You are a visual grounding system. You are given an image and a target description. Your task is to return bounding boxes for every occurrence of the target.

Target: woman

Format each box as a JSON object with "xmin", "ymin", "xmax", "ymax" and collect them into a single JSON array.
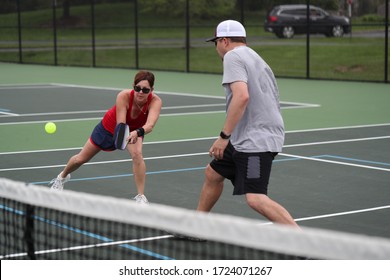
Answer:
[{"xmin": 49, "ymin": 70, "xmax": 162, "ymax": 204}]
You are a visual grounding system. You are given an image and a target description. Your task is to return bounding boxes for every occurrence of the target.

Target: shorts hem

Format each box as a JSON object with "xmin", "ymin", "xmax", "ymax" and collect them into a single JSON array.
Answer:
[{"xmin": 89, "ymin": 137, "xmax": 115, "ymax": 152}]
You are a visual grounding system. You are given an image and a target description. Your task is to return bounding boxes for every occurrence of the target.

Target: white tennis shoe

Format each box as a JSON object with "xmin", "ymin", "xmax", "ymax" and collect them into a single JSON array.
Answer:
[
  {"xmin": 133, "ymin": 194, "xmax": 149, "ymax": 204},
  {"xmin": 49, "ymin": 173, "xmax": 70, "ymax": 191}
]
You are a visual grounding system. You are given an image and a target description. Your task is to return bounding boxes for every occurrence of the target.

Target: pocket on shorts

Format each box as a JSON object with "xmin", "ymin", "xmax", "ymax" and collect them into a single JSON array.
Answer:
[{"xmin": 246, "ymin": 156, "xmax": 261, "ymax": 179}]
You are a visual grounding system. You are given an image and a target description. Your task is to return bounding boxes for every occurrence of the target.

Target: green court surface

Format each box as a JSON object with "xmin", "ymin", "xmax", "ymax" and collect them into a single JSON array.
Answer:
[{"xmin": 1, "ymin": 62, "xmax": 390, "ymax": 242}]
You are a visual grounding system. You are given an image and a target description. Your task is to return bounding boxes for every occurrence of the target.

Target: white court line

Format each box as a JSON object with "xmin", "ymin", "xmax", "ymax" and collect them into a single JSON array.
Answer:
[
  {"xmin": 0, "ymin": 111, "xmax": 19, "ymax": 116},
  {"xmin": 3, "ymin": 147, "xmax": 389, "ymax": 173},
  {"xmin": 0, "ymin": 103, "xmax": 226, "ymax": 122},
  {"xmin": 0, "ymin": 124, "xmax": 389, "ymax": 172},
  {"xmin": 0, "ymin": 137, "xmax": 217, "ymax": 156},
  {"xmin": 0, "ymin": 84, "xmax": 64, "ymax": 89},
  {"xmin": 280, "ymin": 152, "xmax": 390, "ymax": 172},
  {"xmin": 0, "ymin": 110, "xmax": 226, "ymax": 126},
  {"xmin": 0, "ymin": 111, "xmax": 227, "ymax": 126},
  {"xmin": 0, "ymin": 110, "xmax": 106, "ymax": 117},
  {"xmin": 0, "ymin": 102, "xmax": 312, "ymax": 121},
  {"xmin": 51, "ymin": 83, "xmax": 228, "ymax": 100},
  {"xmin": 0, "ymin": 235, "xmax": 173, "ymax": 259},
  {"xmin": 1, "ymin": 129, "xmax": 389, "ymax": 156},
  {"xmin": 260, "ymin": 205, "xmax": 390, "ymax": 225},
  {"xmin": 0, "ymin": 117, "xmax": 102, "ymax": 126},
  {"xmin": 283, "ymin": 135, "xmax": 390, "ymax": 148},
  {"xmin": 0, "ymin": 104, "xmax": 226, "ymax": 119},
  {"xmin": 1, "ymin": 134, "xmax": 390, "ymax": 172},
  {"xmin": 294, "ymin": 205, "xmax": 390, "ymax": 222},
  {"xmin": 51, "ymin": 83, "xmax": 321, "ymax": 108},
  {"xmin": 287, "ymin": 122, "xmax": 390, "ymax": 133},
  {"xmin": 0, "ymin": 152, "xmax": 209, "ymax": 172},
  {"xmin": 0, "ymin": 83, "xmax": 319, "ymax": 120}
]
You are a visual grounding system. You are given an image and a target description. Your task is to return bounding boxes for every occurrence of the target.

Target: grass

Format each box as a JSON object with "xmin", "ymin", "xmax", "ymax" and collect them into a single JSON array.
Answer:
[
  {"xmin": 256, "ymin": 37, "xmax": 386, "ymax": 81},
  {"xmin": 0, "ymin": 2, "xmax": 388, "ymax": 82},
  {"xmin": 0, "ymin": 38, "xmax": 386, "ymax": 81}
]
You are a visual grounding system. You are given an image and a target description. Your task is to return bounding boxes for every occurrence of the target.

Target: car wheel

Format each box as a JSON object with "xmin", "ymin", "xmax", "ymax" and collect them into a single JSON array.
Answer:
[
  {"xmin": 275, "ymin": 32, "xmax": 284, "ymax": 38},
  {"xmin": 282, "ymin": 26, "xmax": 294, "ymax": 39},
  {"xmin": 331, "ymin": 25, "xmax": 344, "ymax": 37}
]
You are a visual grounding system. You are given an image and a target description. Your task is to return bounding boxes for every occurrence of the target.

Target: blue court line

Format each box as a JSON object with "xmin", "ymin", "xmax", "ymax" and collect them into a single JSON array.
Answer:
[
  {"xmin": 31, "ymin": 158, "xmax": 302, "ymax": 185},
  {"xmin": 30, "ymin": 153, "xmax": 387, "ymax": 186},
  {"xmin": 8, "ymin": 154, "xmax": 385, "ymax": 259},
  {"xmin": 317, "ymin": 155, "xmax": 390, "ymax": 167},
  {"xmin": 31, "ymin": 166, "xmax": 207, "ymax": 185},
  {"xmin": 0, "ymin": 204, "xmax": 174, "ymax": 260}
]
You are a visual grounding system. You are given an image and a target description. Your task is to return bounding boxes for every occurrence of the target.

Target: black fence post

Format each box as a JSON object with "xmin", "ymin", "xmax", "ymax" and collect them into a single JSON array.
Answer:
[
  {"xmin": 385, "ymin": 0, "xmax": 389, "ymax": 83},
  {"xmin": 185, "ymin": 0, "xmax": 190, "ymax": 72},
  {"xmin": 134, "ymin": 0, "xmax": 139, "ymax": 69},
  {"xmin": 306, "ymin": 1, "xmax": 310, "ymax": 80},
  {"xmin": 240, "ymin": 0, "xmax": 245, "ymax": 25},
  {"xmin": 16, "ymin": 0, "xmax": 22, "ymax": 63},
  {"xmin": 91, "ymin": 0, "xmax": 96, "ymax": 67},
  {"xmin": 52, "ymin": 0, "xmax": 58, "ymax": 66}
]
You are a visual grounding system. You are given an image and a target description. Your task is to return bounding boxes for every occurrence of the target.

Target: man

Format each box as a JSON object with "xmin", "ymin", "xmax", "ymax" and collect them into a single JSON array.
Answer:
[{"xmin": 198, "ymin": 20, "xmax": 298, "ymax": 227}]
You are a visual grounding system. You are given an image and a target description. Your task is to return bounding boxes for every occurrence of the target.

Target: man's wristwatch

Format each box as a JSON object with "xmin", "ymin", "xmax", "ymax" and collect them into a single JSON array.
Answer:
[{"xmin": 219, "ymin": 131, "xmax": 231, "ymax": 139}]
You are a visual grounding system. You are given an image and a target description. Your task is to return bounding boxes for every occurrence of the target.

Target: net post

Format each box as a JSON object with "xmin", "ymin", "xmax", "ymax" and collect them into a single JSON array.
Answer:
[
  {"xmin": 24, "ymin": 204, "xmax": 36, "ymax": 260},
  {"xmin": 23, "ymin": 183, "xmax": 36, "ymax": 259}
]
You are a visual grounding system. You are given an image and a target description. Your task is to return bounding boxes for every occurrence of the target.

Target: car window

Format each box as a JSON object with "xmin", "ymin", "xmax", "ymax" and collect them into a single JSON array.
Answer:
[
  {"xmin": 310, "ymin": 9, "xmax": 320, "ymax": 16},
  {"xmin": 280, "ymin": 10, "xmax": 290, "ymax": 15},
  {"xmin": 271, "ymin": 7, "xmax": 282, "ymax": 15},
  {"xmin": 295, "ymin": 9, "xmax": 307, "ymax": 16},
  {"xmin": 282, "ymin": 9, "xmax": 304, "ymax": 16}
]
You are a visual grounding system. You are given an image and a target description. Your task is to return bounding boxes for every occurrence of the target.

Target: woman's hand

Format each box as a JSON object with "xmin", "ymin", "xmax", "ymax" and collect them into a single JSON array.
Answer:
[{"xmin": 127, "ymin": 130, "xmax": 138, "ymax": 145}]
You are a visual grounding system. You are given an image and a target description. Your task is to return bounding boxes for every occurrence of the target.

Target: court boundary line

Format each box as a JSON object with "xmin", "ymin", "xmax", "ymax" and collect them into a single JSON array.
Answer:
[
  {"xmin": 322, "ymin": 155, "xmax": 390, "ymax": 167},
  {"xmin": 259, "ymin": 205, "xmax": 390, "ymax": 226},
  {"xmin": 280, "ymin": 152, "xmax": 390, "ymax": 172},
  {"xmin": 26, "ymin": 151, "xmax": 390, "ymax": 186},
  {"xmin": 1, "ymin": 135, "xmax": 389, "ymax": 172},
  {"xmin": 5, "ymin": 204, "xmax": 390, "ymax": 259},
  {"xmin": 0, "ymin": 234, "xmax": 174, "ymax": 259},
  {"xmin": 294, "ymin": 205, "xmax": 390, "ymax": 222},
  {"xmin": 1, "ymin": 125, "xmax": 389, "ymax": 240},
  {"xmin": 287, "ymin": 123, "xmax": 390, "ymax": 134},
  {"xmin": 0, "ymin": 83, "xmax": 320, "ymax": 119},
  {"xmin": 0, "ymin": 108, "xmax": 227, "ymax": 122},
  {"xmin": 0, "ymin": 122, "xmax": 389, "ymax": 156},
  {"xmin": 0, "ymin": 199, "xmax": 174, "ymax": 259}
]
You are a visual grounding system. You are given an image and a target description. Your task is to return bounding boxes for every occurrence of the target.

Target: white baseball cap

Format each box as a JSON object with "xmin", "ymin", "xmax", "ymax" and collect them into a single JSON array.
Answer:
[{"xmin": 206, "ymin": 20, "xmax": 246, "ymax": 42}]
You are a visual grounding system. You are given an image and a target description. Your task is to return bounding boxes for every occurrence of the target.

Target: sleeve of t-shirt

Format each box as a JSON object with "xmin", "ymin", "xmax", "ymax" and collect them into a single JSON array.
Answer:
[{"xmin": 222, "ymin": 51, "xmax": 248, "ymax": 85}]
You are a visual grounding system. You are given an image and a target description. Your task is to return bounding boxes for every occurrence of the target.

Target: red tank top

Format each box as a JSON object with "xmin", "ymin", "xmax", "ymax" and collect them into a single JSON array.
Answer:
[{"xmin": 101, "ymin": 90, "xmax": 152, "ymax": 134}]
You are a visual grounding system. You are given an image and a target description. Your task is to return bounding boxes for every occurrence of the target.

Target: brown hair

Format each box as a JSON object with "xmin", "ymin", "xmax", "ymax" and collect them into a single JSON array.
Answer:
[
  {"xmin": 134, "ymin": 70, "xmax": 155, "ymax": 87},
  {"xmin": 228, "ymin": 37, "xmax": 246, "ymax": 44}
]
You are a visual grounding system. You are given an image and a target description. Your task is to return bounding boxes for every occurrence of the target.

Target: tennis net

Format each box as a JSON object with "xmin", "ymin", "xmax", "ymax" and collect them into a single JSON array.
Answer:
[{"xmin": 1, "ymin": 177, "xmax": 390, "ymax": 260}]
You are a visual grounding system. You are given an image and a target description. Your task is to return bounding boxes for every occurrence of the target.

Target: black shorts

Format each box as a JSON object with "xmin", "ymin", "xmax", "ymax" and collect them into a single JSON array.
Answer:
[{"xmin": 210, "ymin": 142, "xmax": 278, "ymax": 195}]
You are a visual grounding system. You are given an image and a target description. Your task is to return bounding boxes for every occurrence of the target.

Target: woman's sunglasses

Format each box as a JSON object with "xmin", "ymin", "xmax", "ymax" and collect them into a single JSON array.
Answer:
[{"xmin": 133, "ymin": 85, "xmax": 151, "ymax": 94}]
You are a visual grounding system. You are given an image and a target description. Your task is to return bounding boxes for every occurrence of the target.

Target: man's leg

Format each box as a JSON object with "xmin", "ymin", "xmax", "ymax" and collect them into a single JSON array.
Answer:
[
  {"xmin": 197, "ymin": 164, "xmax": 225, "ymax": 212},
  {"xmin": 246, "ymin": 193, "xmax": 299, "ymax": 227}
]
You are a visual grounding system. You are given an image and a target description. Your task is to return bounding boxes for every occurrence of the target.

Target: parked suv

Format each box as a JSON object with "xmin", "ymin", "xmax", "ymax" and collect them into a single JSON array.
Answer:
[{"xmin": 264, "ymin": 5, "xmax": 351, "ymax": 39}]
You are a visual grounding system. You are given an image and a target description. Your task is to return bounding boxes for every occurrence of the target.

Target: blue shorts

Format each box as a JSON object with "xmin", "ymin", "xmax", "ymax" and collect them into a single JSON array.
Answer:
[
  {"xmin": 90, "ymin": 121, "xmax": 116, "ymax": 151},
  {"xmin": 210, "ymin": 142, "xmax": 277, "ymax": 195}
]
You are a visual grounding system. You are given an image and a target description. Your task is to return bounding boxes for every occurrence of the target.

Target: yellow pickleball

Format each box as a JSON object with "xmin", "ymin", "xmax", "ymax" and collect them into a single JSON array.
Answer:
[{"xmin": 45, "ymin": 122, "xmax": 57, "ymax": 134}]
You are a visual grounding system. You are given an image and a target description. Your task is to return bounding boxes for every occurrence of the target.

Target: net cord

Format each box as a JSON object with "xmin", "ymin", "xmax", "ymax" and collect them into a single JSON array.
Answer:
[{"xmin": 1, "ymin": 177, "xmax": 390, "ymax": 260}]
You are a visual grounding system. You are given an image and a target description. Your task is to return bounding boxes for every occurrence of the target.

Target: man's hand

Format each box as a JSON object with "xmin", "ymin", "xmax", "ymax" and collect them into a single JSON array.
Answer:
[{"xmin": 209, "ymin": 138, "xmax": 229, "ymax": 160}]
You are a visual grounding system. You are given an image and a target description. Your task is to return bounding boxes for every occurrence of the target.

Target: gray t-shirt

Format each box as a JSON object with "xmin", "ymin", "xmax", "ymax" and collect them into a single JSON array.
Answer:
[{"xmin": 222, "ymin": 45, "xmax": 284, "ymax": 153}]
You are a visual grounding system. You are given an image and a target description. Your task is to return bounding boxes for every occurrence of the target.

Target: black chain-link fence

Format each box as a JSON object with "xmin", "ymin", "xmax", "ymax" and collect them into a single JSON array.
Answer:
[{"xmin": 0, "ymin": 0, "xmax": 388, "ymax": 83}]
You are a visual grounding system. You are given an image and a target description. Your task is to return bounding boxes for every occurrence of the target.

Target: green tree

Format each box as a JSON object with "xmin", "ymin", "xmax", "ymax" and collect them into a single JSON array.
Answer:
[{"xmin": 139, "ymin": 0, "xmax": 235, "ymax": 19}]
